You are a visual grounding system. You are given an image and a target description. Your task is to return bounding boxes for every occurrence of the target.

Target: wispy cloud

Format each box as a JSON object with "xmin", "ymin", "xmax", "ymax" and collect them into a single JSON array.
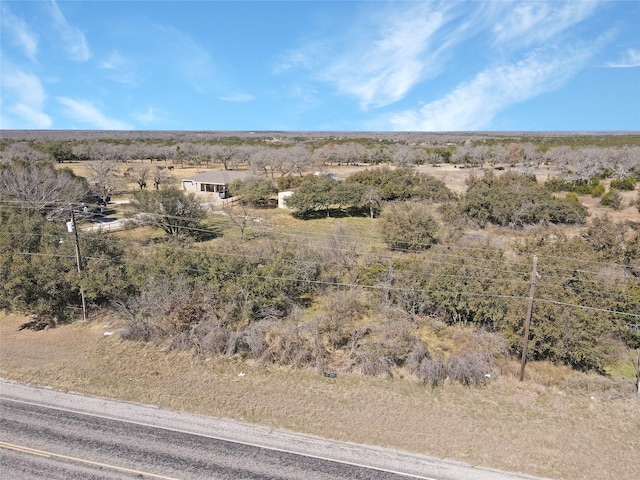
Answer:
[
  {"xmin": 153, "ymin": 24, "xmax": 213, "ymax": 92},
  {"xmin": 607, "ymin": 48, "xmax": 640, "ymax": 68},
  {"xmin": 134, "ymin": 106, "xmax": 165, "ymax": 125},
  {"xmin": 273, "ymin": 41, "xmax": 327, "ymax": 75},
  {"xmin": 100, "ymin": 51, "xmax": 138, "ymax": 85},
  {"xmin": 218, "ymin": 93, "xmax": 254, "ymax": 102},
  {"xmin": 1, "ymin": 5, "xmax": 38, "ymax": 61},
  {"xmin": 492, "ymin": 2, "xmax": 599, "ymax": 47},
  {"xmin": 276, "ymin": 1, "xmax": 607, "ymax": 125},
  {"xmin": 57, "ymin": 97, "xmax": 130, "ymax": 129},
  {"xmin": 276, "ymin": 3, "xmax": 463, "ymax": 110},
  {"xmin": 0, "ymin": 63, "xmax": 51, "ymax": 128},
  {"xmin": 48, "ymin": 0, "xmax": 90, "ymax": 61},
  {"xmin": 279, "ymin": 2, "xmax": 599, "ymax": 111},
  {"xmin": 387, "ymin": 46, "xmax": 595, "ymax": 131},
  {"xmin": 326, "ymin": 4, "xmax": 450, "ymax": 109},
  {"xmin": 100, "ymin": 51, "xmax": 126, "ymax": 70}
]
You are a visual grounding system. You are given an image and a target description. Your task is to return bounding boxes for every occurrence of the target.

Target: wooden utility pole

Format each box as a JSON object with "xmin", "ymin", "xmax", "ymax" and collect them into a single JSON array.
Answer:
[
  {"xmin": 519, "ymin": 255, "xmax": 538, "ymax": 381},
  {"xmin": 70, "ymin": 210, "xmax": 87, "ymax": 322}
]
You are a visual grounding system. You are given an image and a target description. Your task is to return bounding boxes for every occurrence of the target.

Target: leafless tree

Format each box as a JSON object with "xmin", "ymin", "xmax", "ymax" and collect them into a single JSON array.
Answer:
[
  {"xmin": 336, "ymin": 142, "xmax": 367, "ymax": 166},
  {"xmin": 452, "ymin": 144, "xmax": 473, "ymax": 166},
  {"xmin": 210, "ymin": 144, "xmax": 235, "ymax": 170},
  {"xmin": 87, "ymin": 159, "xmax": 122, "ymax": 199},
  {"xmin": 223, "ymin": 203, "xmax": 254, "ymax": 242},
  {"xmin": 231, "ymin": 145, "xmax": 253, "ymax": 170},
  {"xmin": 391, "ymin": 145, "xmax": 417, "ymax": 166},
  {"xmin": 313, "ymin": 143, "xmax": 340, "ymax": 167},
  {"xmin": 283, "ymin": 145, "xmax": 312, "ymax": 177},
  {"xmin": 0, "ymin": 160, "xmax": 88, "ymax": 211},
  {"xmin": 152, "ymin": 166, "xmax": 174, "ymax": 189},
  {"xmin": 471, "ymin": 144, "xmax": 490, "ymax": 168},
  {"xmin": 248, "ymin": 147, "xmax": 266, "ymax": 176},
  {"xmin": 265, "ymin": 148, "xmax": 288, "ymax": 178},
  {"xmin": 491, "ymin": 144, "xmax": 509, "ymax": 165},
  {"xmin": 0, "ymin": 142, "xmax": 47, "ymax": 163},
  {"xmin": 521, "ymin": 143, "xmax": 540, "ymax": 167},
  {"xmin": 132, "ymin": 165, "xmax": 150, "ymax": 190}
]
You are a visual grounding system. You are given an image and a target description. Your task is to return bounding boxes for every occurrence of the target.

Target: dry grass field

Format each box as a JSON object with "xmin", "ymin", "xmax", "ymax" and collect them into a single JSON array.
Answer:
[{"xmin": 1, "ymin": 312, "xmax": 639, "ymax": 480}]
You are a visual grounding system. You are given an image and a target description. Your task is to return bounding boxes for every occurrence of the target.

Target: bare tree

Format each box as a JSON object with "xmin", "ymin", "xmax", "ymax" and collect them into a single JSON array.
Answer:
[
  {"xmin": 280, "ymin": 145, "xmax": 311, "ymax": 177},
  {"xmin": 391, "ymin": 145, "xmax": 417, "ymax": 167},
  {"xmin": 132, "ymin": 165, "xmax": 150, "ymax": 190},
  {"xmin": 211, "ymin": 144, "xmax": 235, "ymax": 170},
  {"xmin": 0, "ymin": 160, "xmax": 88, "ymax": 211},
  {"xmin": 363, "ymin": 187, "xmax": 382, "ymax": 219},
  {"xmin": 152, "ymin": 166, "xmax": 174, "ymax": 189},
  {"xmin": 0, "ymin": 141, "xmax": 47, "ymax": 163},
  {"xmin": 491, "ymin": 144, "xmax": 510, "ymax": 165},
  {"xmin": 338, "ymin": 142, "xmax": 367, "ymax": 166},
  {"xmin": 313, "ymin": 143, "xmax": 340, "ymax": 167},
  {"xmin": 471, "ymin": 144, "xmax": 490, "ymax": 168},
  {"xmin": 452, "ymin": 144, "xmax": 473, "ymax": 166},
  {"xmin": 230, "ymin": 145, "xmax": 252, "ymax": 170},
  {"xmin": 521, "ymin": 143, "xmax": 540, "ymax": 167},
  {"xmin": 87, "ymin": 159, "xmax": 121, "ymax": 200}
]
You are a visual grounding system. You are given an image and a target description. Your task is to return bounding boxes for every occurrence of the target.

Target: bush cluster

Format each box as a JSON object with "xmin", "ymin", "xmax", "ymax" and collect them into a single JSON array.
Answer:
[
  {"xmin": 460, "ymin": 171, "xmax": 589, "ymax": 227},
  {"xmin": 544, "ymin": 176, "xmax": 605, "ymax": 196}
]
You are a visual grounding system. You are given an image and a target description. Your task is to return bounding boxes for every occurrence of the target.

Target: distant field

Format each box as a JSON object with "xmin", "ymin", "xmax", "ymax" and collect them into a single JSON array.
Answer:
[{"xmin": 59, "ymin": 156, "xmax": 640, "ymax": 225}]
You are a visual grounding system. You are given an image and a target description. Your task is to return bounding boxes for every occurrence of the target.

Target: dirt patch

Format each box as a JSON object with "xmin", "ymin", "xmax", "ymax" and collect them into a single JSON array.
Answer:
[{"xmin": 1, "ymin": 312, "xmax": 638, "ymax": 480}]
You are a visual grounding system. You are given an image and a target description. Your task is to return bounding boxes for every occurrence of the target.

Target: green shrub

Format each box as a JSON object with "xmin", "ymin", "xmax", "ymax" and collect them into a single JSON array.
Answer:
[
  {"xmin": 545, "ymin": 176, "xmax": 604, "ymax": 196},
  {"xmin": 379, "ymin": 202, "xmax": 440, "ymax": 251},
  {"xmin": 461, "ymin": 171, "xmax": 588, "ymax": 227},
  {"xmin": 346, "ymin": 167, "xmax": 455, "ymax": 202},
  {"xmin": 600, "ymin": 189, "xmax": 623, "ymax": 210},
  {"xmin": 610, "ymin": 176, "xmax": 637, "ymax": 191}
]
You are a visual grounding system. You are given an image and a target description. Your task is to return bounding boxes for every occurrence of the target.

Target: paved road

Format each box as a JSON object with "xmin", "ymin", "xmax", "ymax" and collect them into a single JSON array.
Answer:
[{"xmin": 0, "ymin": 381, "xmax": 547, "ymax": 480}]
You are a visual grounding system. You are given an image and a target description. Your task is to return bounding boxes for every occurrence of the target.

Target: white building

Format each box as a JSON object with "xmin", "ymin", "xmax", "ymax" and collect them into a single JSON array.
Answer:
[{"xmin": 181, "ymin": 170, "xmax": 255, "ymax": 194}]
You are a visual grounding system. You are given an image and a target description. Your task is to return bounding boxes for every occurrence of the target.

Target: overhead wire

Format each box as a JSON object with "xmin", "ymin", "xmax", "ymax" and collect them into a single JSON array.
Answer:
[{"xmin": 3, "ymin": 197, "xmax": 639, "ymax": 319}]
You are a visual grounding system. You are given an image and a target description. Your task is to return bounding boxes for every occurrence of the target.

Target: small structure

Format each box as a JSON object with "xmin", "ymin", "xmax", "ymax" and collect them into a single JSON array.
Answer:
[
  {"xmin": 278, "ymin": 191, "xmax": 293, "ymax": 209},
  {"xmin": 181, "ymin": 170, "xmax": 255, "ymax": 194}
]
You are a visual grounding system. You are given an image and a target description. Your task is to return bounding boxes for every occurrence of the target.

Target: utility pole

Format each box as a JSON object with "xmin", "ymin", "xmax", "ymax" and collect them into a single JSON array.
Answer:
[
  {"xmin": 519, "ymin": 254, "xmax": 538, "ymax": 381},
  {"xmin": 70, "ymin": 210, "xmax": 87, "ymax": 322}
]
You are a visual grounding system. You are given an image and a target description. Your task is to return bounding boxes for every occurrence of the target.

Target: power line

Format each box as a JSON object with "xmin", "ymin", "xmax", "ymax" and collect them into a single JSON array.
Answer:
[{"xmin": 11, "ymin": 249, "xmax": 639, "ymax": 320}]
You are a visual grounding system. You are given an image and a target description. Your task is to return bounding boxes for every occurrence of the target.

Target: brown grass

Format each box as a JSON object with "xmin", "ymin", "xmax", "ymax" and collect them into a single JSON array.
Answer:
[{"xmin": 1, "ymin": 312, "xmax": 638, "ymax": 480}]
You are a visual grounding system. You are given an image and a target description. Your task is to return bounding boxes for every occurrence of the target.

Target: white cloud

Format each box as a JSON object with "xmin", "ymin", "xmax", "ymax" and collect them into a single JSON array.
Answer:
[
  {"xmin": 492, "ymin": 2, "xmax": 599, "ymax": 47},
  {"xmin": 9, "ymin": 104, "xmax": 52, "ymax": 129},
  {"xmin": 57, "ymin": 97, "xmax": 130, "ymax": 130},
  {"xmin": 48, "ymin": 0, "xmax": 90, "ymax": 61},
  {"xmin": 100, "ymin": 51, "xmax": 126, "ymax": 70},
  {"xmin": 100, "ymin": 51, "xmax": 138, "ymax": 85},
  {"xmin": 133, "ymin": 106, "xmax": 165, "ymax": 125},
  {"xmin": 1, "ymin": 5, "xmax": 38, "ymax": 61},
  {"xmin": 273, "ymin": 41, "xmax": 327, "ymax": 75},
  {"xmin": 276, "ymin": 1, "xmax": 605, "ymax": 115},
  {"xmin": 387, "ymin": 47, "xmax": 594, "ymax": 131},
  {"xmin": 321, "ymin": 4, "xmax": 453, "ymax": 109},
  {"xmin": 0, "ymin": 65, "xmax": 51, "ymax": 128},
  {"xmin": 607, "ymin": 48, "xmax": 640, "ymax": 68},
  {"xmin": 151, "ymin": 24, "xmax": 213, "ymax": 92},
  {"xmin": 275, "ymin": 3, "xmax": 461, "ymax": 110},
  {"xmin": 218, "ymin": 93, "xmax": 254, "ymax": 102}
]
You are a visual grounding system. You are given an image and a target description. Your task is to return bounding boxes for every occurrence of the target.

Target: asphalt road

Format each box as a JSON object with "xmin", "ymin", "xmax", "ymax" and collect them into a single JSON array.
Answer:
[{"xmin": 0, "ymin": 381, "xmax": 547, "ymax": 480}]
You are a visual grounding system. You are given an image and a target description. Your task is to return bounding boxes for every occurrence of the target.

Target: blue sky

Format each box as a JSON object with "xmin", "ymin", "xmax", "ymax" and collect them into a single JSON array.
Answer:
[{"xmin": 1, "ymin": 1, "xmax": 639, "ymax": 132}]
